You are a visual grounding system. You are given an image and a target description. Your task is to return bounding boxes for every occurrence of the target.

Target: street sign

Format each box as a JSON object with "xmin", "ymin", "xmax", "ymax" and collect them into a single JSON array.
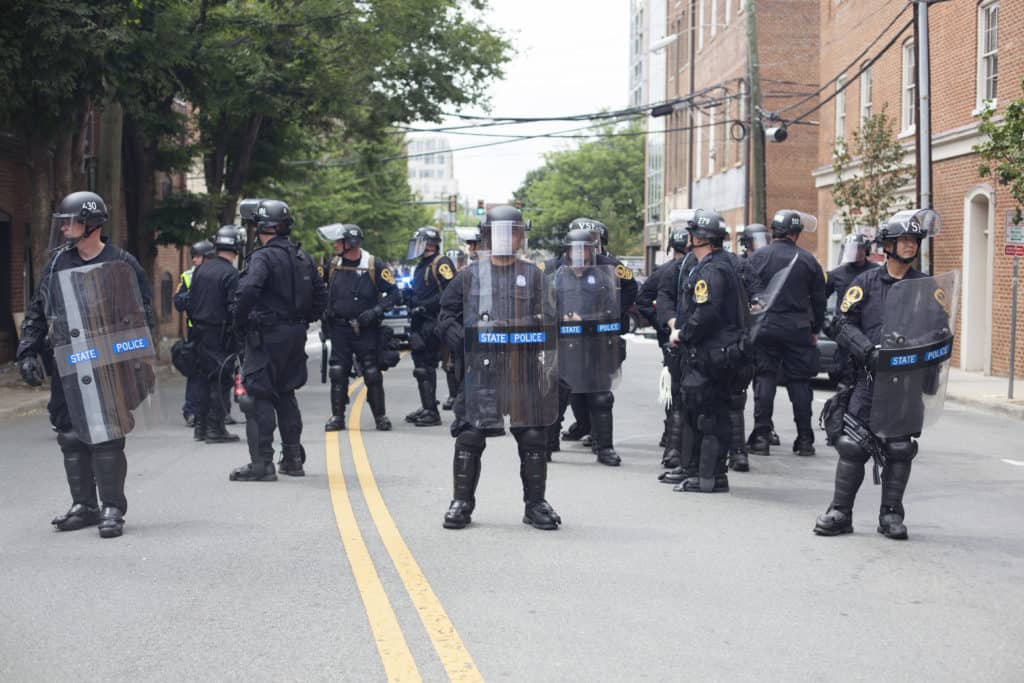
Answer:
[
  {"xmin": 1006, "ymin": 210, "xmax": 1024, "ymax": 245},
  {"xmin": 1004, "ymin": 244, "xmax": 1024, "ymax": 257}
]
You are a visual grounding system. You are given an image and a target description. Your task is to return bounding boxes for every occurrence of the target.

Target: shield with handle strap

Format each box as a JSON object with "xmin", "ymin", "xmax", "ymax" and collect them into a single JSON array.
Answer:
[{"xmin": 552, "ymin": 264, "xmax": 621, "ymax": 393}]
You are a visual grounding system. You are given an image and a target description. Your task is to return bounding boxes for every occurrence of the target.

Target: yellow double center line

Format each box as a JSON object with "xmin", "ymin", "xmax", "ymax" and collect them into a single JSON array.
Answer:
[{"xmin": 326, "ymin": 381, "xmax": 482, "ymax": 682}]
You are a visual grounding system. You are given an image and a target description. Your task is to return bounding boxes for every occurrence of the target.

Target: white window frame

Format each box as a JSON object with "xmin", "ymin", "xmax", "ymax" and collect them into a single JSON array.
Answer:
[
  {"xmin": 901, "ymin": 39, "xmax": 916, "ymax": 133},
  {"xmin": 859, "ymin": 64, "xmax": 872, "ymax": 122},
  {"xmin": 694, "ymin": 110, "xmax": 703, "ymax": 180},
  {"xmin": 708, "ymin": 108, "xmax": 716, "ymax": 176},
  {"xmin": 725, "ymin": 0, "xmax": 731, "ymax": 23},
  {"xmin": 835, "ymin": 75, "xmax": 846, "ymax": 141},
  {"xmin": 976, "ymin": 0, "xmax": 999, "ymax": 111}
]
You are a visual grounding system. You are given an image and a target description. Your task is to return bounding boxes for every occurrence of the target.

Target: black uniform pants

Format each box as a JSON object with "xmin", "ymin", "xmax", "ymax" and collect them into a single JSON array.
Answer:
[
  {"xmin": 193, "ymin": 325, "xmax": 233, "ymax": 425},
  {"xmin": 752, "ymin": 333, "xmax": 818, "ymax": 439},
  {"xmin": 329, "ymin": 324, "xmax": 382, "ymax": 392},
  {"xmin": 57, "ymin": 432, "xmax": 128, "ymax": 513},
  {"xmin": 241, "ymin": 324, "xmax": 308, "ymax": 459}
]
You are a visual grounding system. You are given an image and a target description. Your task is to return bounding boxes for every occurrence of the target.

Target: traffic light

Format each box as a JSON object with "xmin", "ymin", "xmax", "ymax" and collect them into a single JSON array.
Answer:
[
  {"xmin": 448, "ymin": 194, "xmax": 457, "ymax": 213},
  {"xmin": 476, "ymin": 199, "xmax": 485, "ymax": 216}
]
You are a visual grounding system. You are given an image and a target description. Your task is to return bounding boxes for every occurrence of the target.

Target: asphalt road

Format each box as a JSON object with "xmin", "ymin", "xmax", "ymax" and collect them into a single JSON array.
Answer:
[{"xmin": 1, "ymin": 337, "xmax": 1022, "ymax": 682}]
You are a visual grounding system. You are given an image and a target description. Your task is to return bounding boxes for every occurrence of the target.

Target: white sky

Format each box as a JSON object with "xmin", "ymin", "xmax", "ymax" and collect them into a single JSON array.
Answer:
[{"xmin": 408, "ymin": 0, "xmax": 631, "ymax": 207}]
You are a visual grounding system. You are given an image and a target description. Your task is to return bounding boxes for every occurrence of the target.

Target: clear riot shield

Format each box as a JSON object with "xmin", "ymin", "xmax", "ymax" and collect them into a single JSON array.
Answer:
[
  {"xmin": 552, "ymin": 264, "xmax": 621, "ymax": 393},
  {"xmin": 47, "ymin": 260, "xmax": 156, "ymax": 444},
  {"xmin": 462, "ymin": 253, "xmax": 558, "ymax": 429},
  {"xmin": 748, "ymin": 253, "xmax": 799, "ymax": 341},
  {"xmin": 869, "ymin": 271, "xmax": 960, "ymax": 438}
]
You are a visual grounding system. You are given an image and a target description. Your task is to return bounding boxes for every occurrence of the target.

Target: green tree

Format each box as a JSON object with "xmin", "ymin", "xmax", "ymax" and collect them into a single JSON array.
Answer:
[
  {"xmin": 515, "ymin": 122, "xmax": 645, "ymax": 256},
  {"xmin": 976, "ymin": 84, "xmax": 1024, "ymax": 223},
  {"xmin": 830, "ymin": 107, "xmax": 913, "ymax": 234}
]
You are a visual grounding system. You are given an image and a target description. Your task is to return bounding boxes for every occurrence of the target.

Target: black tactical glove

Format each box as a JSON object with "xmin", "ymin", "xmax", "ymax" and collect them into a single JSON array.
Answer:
[
  {"xmin": 443, "ymin": 324, "xmax": 463, "ymax": 351},
  {"xmin": 409, "ymin": 305, "xmax": 428, "ymax": 319},
  {"xmin": 865, "ymin": 347, "xmax": 880, "ymax": 372},
  {"xmin": 357, "ymin": 306, "xmax": 383, "ymax": 328},
  {"xmin": 18, "ymin": 354, "xmax": 45, "ymax": 387}
]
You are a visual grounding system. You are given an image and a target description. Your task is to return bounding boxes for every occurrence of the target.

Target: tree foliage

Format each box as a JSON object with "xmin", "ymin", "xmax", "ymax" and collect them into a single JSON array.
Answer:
[
  {"xmin": 976, "ymin": 82, "xmax": 1024, "ymax": 223},
  {"xmin": 515, "ymin": 122, "xmax": 645, "ymax": 256},
  {"xmin": 830, "ymin": 107, "xmax": 913, "ymax": 233}
]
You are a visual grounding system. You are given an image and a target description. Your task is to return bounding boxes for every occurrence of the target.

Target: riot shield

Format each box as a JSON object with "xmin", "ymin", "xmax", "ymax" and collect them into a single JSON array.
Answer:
[
  {"xmin": 47, "ymin": 260, "xmax": 156, "ymax": 444},
  {"xmin": 869, "ymin": 271, "xmax": 960, "ymax": 438},
  {"xmin": 748, "ymin": 253, "xmax": 799, "ymax": 341},
  {"xmin": 552, "ymin": 264, "xmax": 621, "ymax": 393},
  {"xmin": 462, "ymin": 253, "xmax": 558, "ymax": 429}
]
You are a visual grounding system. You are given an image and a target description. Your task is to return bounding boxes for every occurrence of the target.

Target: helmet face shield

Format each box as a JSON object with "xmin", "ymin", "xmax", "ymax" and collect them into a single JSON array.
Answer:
[
  {"xmin": 772, "ymin": 210, "xmax": 818, "ymax": 234},
  {"xmin": 49, "ymin": 215, "xmax": 86, "ymax": 252},
  {"xmin": 567, "ymin": 242, "xmax": 597, "ymax": 267},
  {"xmin": 485, "ymin": 220, "xmax": 525, "ymax": 256},
  {"xmin": 882, "ymin": 208, "xmax": 941, "ymax": 240},
  {"xmin": 840, "ymin": 234, "xmax": 869, "ymax": 264},
  {"xmin": 406, "ymin": 236, "xmax": 429, "ymax": 260},
  {"xmin": 741, "ymin": 228, "xmax": 769, "ymax": 253},
  {"xmin": 316, "ymin": 223, "xmax": 346, "ymax": 242}
]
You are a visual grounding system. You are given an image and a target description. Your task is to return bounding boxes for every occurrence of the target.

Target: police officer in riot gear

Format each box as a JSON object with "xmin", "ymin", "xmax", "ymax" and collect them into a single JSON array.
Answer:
[
  {"xmin": 175, "ymin": 240, "xmax": 215, "ymax": 426},
  {"xmin": 404, "ymin": 226, "xmax": 457, "ymax": 427},
  {"xmin": 187, "ymin": 225, "xmax": 241, "ymax": 444},
  {"xmin": 739, "ymin": 223, "xmax": 769, "ymax": 257},
  {"xmin": 230, "ymin": 199, "xmax": 327, "ymax": 481},
  {"xmin": 17, "ymin": 191, "xmax": 155, "ymax": 538},
  {"xmin": 441, "ymin": 247, "xmax": 469, "ymax": 409},
  {"xmin": 437, "ymin": 205, "xmax": 561, "ymax": 530},
  {"xmin": 746, "ymin": 209, "xmax": 827, "ymax": 457},
  {"xmin": 667, "ymin": 209, "xmax": 749, "ymax": 492},
  {"xmin": 319, "ymin": 223, "xmax": 399, "ymax": 432},
  {"xmin": 815, "ymin": 209, "xmax": 953, "ymax": 540},
  {"xmin": 826, "ymin": 233, "xmax": 877, "ymax": 312}
]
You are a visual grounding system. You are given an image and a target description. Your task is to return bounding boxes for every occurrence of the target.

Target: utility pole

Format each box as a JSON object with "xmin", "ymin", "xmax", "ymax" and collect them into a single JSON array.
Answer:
[
  {"xmin": 744, "ymin": 0, "xmax": 766, "ymax": 226},
  {"xmin": 914, "ymin": 0, "xmax": 934, "ymax": 272}
]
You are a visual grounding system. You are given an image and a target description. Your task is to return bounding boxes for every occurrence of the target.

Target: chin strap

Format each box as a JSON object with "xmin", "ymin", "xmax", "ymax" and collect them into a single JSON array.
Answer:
[{"xmin": 883, "ymin": 248, "xmax": 916, "ymax": 265}]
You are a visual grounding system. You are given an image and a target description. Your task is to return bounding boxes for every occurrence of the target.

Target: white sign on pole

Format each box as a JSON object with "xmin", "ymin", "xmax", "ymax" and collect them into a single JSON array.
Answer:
[{"xmin": 1006, "ymin": 210, "xmax": 1024, "ymax": 245}]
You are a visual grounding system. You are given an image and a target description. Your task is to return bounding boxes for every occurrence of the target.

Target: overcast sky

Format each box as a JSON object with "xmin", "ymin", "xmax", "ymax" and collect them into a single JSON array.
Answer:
[{"xmin": 407, "ymin": 0, "xmax": 631, "ymax": 206}]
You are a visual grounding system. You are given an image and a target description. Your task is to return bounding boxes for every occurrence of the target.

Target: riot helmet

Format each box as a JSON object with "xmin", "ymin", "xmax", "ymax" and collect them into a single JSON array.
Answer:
[
  {"xmin": 317, "ymin": 223, "xmax": 363, "ymax": 250},
  {"xmin": 687, "ymin": 209, "xmax": 728, "ymax": 247},
  {"xmin": 877, "ymin": 208, "xmax": 939, "ymax": 264},
  {"xmin": 839, "ymin": 232, "xmax": 870, "ymax": 265},
  {"xmin": 570, "ymin": 217, "xmax": 608, "ymax": 250},
  {"xmin": 479, "ymin": 205, "xmax": 528, "ymax": 256},
  {"xmin": 406, "ymin": 226, "xmax": 443, "ymax": 260},
  {"xmin": 254, "ymin": 199, "xmax": 293, "ymax": 236},
  {"xmin": 49, "ymin": 191, "xmax": 108, "ymax": 251},
  {"xmin": 213, "ymin": 225, "xmax": 240, "ymax": 253},
  {"xmin": 770, "ymin": 209, "xmax": 818, "ymax": 238},
  {"xmin": 238, "ymin": 198, "xmax": 266, "ymax": 226},
  {"xmin": 739, "ymin": 223, "xmax": 769, "ymax": 254},
  {"xmin": 446, "ymin": 248, "xmax": 467, "ymax": 269},
  {"xmin": 191, "ymin": 240, "xmax": 215, "ymax": 259},
  {"xmin": 562, "ymin": 228, "xmax": 599, "ymax": 267},
  {"xmin": 667, "ymin": 228, "xmax": 689, "ymax": 254}
]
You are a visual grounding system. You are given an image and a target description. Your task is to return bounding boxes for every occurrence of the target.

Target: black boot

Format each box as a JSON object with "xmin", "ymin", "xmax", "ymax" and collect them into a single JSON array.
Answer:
[
  {"xmin": 813, "ymin": 508, "xmax": 853, "ymax": 536},
  {"xmin": 92, "ymin": 440, "xmax": 128, "ymax": 537},
  {"xmin": 660, "ymin": 409, "xmax": 684, "ymax": 469},
  {"xmin": 193, "ymin": 419, "xmax": 207, "ymax": 442},
  {"xmin": 814, "ymin": 440, "xmax": 867, "ymax": 536},
  {"xmin": 405, "ymin": 408, "xmax": 426, "ymax": 423},
  {"xmin": 414, "ymin": 369, "xmax": 442, "ymax": 427},
  {"xmin": 98, "ymin": 506, "xmax": 125, "ymax": 538},
  {"xmin": 660, "ymin": 415, "xmax": 696, "ymax": 484},
  {"xmin": 278, "ymin": 444, "xmax": 306, "ymax": 477},
  {"xmin": 204, "ymin": 417, "xmax": 240, "ymax": 443},
  {"xmin": 561, "ymin": 422, "xmax": 587, "ymax": 441},
  {"xmin": 793, "ymin": 433, "xmax": 816, "ymax": 457},
  {"xmin": 443, "ymin": 432, "xmax": 484, "ymax": 529},
  {"xmin": 878, "ymin": 459, "xmax": 912, "ymax": 540},
  {"xmin": 728, "ymin": 409, "xmax": 749, "ymax": 472},
  {"xmin": 519, "ymin": 435, "xmax": 560, "ymax": 530},
  {"xmin": 590, "ymin": 400, "xmax": 620, "ymax": 467},
  {"xmin": 769, "ymin": 430, "xmax": 781, "ymax": 446},
  {"xmin": 53, "ymin": 432, "xmax": 100, "ymax": 531},
  {"xmin": 443, "ymin": 367, "xmax": 458, "ymax": 411},
  {"xmin": 747, "ymin": 431, "xmax": 771, "ymax": 456},
  {"xmin": 231, "ymin": 419, "xmax": 277, "ymax": 482},
  {"xmin": 325, "ymin": 381, "xmax": 347, "ymax": 431},
  {"xmin": 366, "ymin": 382, "xmax": 392, "ymax": 431}
]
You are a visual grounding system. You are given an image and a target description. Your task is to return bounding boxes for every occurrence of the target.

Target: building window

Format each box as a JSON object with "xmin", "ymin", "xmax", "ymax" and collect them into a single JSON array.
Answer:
[
  {"xmin": 977, "ymin": 1, "xmax": 999, "ymax": 107},
  {"xmin": 698, "ymin": 0, "xmax": 705, "ymax": 49},
  {"xmin": 835, "ymin": 75, "xmax": 846, "ymax": 141},
  {"xmin": 694, "ymin": 110, "xmax": 703, "ymax": 180},
  {"xmin": 708, "ymin": 108, "xmax": 716, "ymax": 176},
  {"xmin": 901, "ymin": 39, "xmax": 916, "ymax": 132},
  {"xmin": 859, "ymin": 64, "xmax": 872, "ymax": 122}
]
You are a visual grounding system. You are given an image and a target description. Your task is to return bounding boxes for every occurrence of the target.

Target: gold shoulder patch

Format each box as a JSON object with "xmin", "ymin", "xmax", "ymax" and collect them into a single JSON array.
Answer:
[
  {"xmin": 840, "ymin": 285, "xmax": 864, "ymax": 313},
  {"xmin": 381, "ymin": 268, "xmax": 396, "ymax": 285},
  {"xmin": 317, "ymin": 265, "xmax": 325, "ymax": 279},
  {"xmin": 615, "ymin": 263, "xmax": 634, "ymax": 280},
  {"xmin": 694, "ymin": 279, "xmax": 709, "ymax": 304},
  {"xmin": 438, "ymin": 263, "xmax": 454, "ymax": 280},
  {"xmin": 934, "ymin": 287, "xmax": 949, "ymax": 314},
  {"xmin": 538, "ymin": 261, "xmax": 546, "ymax": 272}
]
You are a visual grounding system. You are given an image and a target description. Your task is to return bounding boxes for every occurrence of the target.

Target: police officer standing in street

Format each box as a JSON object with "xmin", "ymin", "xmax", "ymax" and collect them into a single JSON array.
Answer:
[
  {"xmin": 667, "ymin": 209, "xmax": 749, "ymax": 493},
  {"xmin": 318, "ymin": 223, "xmax": 399, "ymax": 432},
  {"xmin": 746, "ymin": 210, "xmax": 827, "ymax": 457},
  {"xmin": 441, "ymin": 246, "xmax": 469, "ymax": 410},
  {"xmin": 815, "ymin": 209, "xmax": 955, "ymax": 540},
  {"xmin": 17, "ymin": 191, "xmax": 155, "ymax": 538},
  {"xmin": 175, "ymin": 240, "xmax": 214, "ymax": 427},
  {"xmin": 187, "ymin": 226, "xmax": 242, "ymax": 444},
  {"xmin": 826, "ymin": 233, "xmax": 878, "ymax": 386},
  {"xmin": 230, "ymin": 199, "xmax": 327, "ymax": 481},
  {"xmin": 404, "ymin": 226, "xmax": 456, "ymax": 427},
  {"xmin": 437, "ymin": 205, "xmax": 561, "ymax": 530}
]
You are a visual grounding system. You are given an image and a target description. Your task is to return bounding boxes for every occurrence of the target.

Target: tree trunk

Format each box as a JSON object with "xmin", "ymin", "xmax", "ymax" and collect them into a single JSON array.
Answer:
[
  {"xmin": 122, "ymin": 115, "xmax": 157, "ymax": 281},
  {"xmin": 98, "ymin": 101, "xmax": 124, "ymax": 246},
  {"xmin": 25, "ymin": 136, "xmax": 54, "ymax": 293},
  {"xmin": 219, "ymin": 113, "xmax": 264, "ymax": 225}
]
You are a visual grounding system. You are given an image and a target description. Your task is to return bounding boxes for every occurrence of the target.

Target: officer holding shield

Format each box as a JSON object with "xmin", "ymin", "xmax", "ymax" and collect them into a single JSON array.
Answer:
[
  {"xmin": 404, "ymin": 227, "xmax": 457, "ymax": 427},
  {"xmin": 437, "ymin": 206, "xmax": 561, "ymax": 530},
  {"xmin": 815, "ymin": 209, "xmax": 956, "ymax": 540},
  {"xmin": 17, "ymin": 191, "xmax": 155, "ymax": 538}
]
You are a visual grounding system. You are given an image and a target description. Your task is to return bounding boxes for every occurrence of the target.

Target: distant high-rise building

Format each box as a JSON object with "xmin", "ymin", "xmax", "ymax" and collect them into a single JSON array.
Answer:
[{"xmin": 407, "ymin": 136, "xmax": 458, "ymax": 206}]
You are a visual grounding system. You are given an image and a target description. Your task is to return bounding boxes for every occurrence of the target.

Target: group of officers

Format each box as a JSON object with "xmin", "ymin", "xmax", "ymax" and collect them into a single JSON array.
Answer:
[{"xmin": 17, "ymin": 189, "xmax": 955, "ymax": 542}]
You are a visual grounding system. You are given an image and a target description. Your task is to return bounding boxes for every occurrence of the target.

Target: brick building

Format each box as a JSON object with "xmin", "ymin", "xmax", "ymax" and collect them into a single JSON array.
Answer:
[
  {"xmin": 812, "ymin": 0, "xmax": 1023, "ymax": 377},
  {"xmin": 656, "ymin": 0, "xmax": 820, "ymax": 260}
]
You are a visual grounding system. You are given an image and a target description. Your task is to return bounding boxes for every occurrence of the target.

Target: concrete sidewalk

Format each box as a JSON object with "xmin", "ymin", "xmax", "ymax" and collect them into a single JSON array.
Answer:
[{"xmin": 945, "ymin": 367, "xmax": 1024, "ymax": 420}]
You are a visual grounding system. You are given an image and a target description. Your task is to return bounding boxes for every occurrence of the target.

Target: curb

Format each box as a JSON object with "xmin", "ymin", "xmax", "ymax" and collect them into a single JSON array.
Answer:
[
  {"xmin": 947, "ymin": 394, "xmax": 1024, "ymax": 420},
  {"xmin": 0, "ymin": 395, "xmax": 49, "ymax": 420}
]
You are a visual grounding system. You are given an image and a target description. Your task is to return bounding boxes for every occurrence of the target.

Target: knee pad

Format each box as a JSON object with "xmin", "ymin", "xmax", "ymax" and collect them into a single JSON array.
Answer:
[
  {"xmin": 328, "ymin": 365, "xmax": 347, "ymax": 382},
  {"xmin": 589, "ymin": 392, "xmax": 614, "ymax": 411},
  {"xmin": 729, "ymin": 391, "xmax": 747, "ymax": 411},
  {"xmin": 455, "ymin": 429, "xmax": 486, "ymax": 453},
  {"xmin": 835, "ymin": 435, "xmax": 872, "ymax": 464},
  {"xmin": 515, "ymin": 427, "xmax": 547, "ymax": 450},
  {"xmin": 362, "ymin": 365, "xmax": 382, "ymax": 387},
  {"xmin": 884, "ymin": 439, "xmax": 918, "ymax": 462}
]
